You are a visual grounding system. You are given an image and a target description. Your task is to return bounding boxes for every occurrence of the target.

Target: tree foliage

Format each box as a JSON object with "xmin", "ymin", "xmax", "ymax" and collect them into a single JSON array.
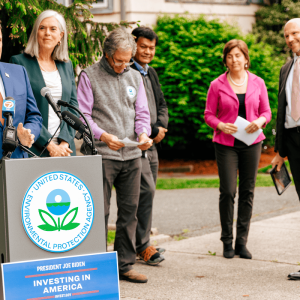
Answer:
[
  {"xmin": 0, "ymin": 0, "xmax": 132, "ymax": 69},
  {"xmin": 152, "ymin": 15, "xmax": 284, "ymax": 156},
  {"xmin": 252, "ymin": 0, "xmax": 300, "ymax": 55}
]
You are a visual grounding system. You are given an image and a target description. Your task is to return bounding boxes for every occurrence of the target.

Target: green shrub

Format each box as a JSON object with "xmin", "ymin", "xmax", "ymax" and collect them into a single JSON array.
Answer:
[
  {"xmin": 252, "ymin": 0, "xmax": 300, "ymax": 56},
  {"xmin": 151, "ymin": 15, "xmax": 285, "ymax": 154}
]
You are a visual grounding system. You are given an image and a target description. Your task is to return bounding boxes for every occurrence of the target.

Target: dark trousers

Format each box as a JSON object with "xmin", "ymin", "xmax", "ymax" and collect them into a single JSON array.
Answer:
[
  {"xmin": 285, "ymin": 129, "xmax": 300, "ymax": 198},
  {"xmin": 102, "ymin": 158, "xmax": 142, "ymax": 274},
  {"xmin": 214, "ymin": 140, "xmax": 261, "ymax": 245},
  {"xmin": 136, "ymin": 149, "xmax": 158, "ymax": 253}
]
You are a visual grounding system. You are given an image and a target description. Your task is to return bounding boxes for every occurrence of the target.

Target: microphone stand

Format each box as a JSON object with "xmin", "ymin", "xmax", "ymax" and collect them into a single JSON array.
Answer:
[
  {"xmin": 39, "ymin": 119, "xmax": 62, "ymax": 157},
  {"xmin": 18, "ymin": 143, "xmax": 38, "ymax": 158},
  {"xmin": 57, "ymin": 101, "xmax": 97, "ymax": 155}
]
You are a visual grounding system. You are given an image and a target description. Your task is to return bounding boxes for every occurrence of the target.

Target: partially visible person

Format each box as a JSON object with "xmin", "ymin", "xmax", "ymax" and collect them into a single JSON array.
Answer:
[
  {"xmin": 271, "ymin": 18, "xmax": 300, "ymax": 280},
  {"xmin": 204, "ymin": 40, "xmax": 271, "ymax": 260},
  {"xmin": 10, "ymin": 10, "xmax": 78, "ymax": 157},
  {"xmin": 77, "ymin": 28, "xmax": 153, "ymax": 283},
  {"xmin": 131, "ymin": 26, "xmax": 168, "ymax": 266},
  {"xmin": 0, "ymin": 25, "xmax": 42, "ymax": 158}
]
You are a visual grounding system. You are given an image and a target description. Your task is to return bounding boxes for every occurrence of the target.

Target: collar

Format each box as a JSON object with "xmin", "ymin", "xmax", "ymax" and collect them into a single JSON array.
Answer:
[
  {"xmin": 132, "ymin": 59, "xmax": 148, "ymax": 76},
  {"xmin": 100, "ymin": 56, "xmax": 130, "ymax": 77},
  {"xmin": 218, "ymin": 70, "xmax": 257, "ymax": 102}
]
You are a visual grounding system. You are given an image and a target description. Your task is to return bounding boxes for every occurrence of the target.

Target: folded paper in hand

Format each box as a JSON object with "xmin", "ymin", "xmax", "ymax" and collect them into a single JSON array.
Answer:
[
  {"xmin": 231, "ymin": 116, "xmax": 262, "ymax": 146},
  {"xmin": 118, "ymin": 137, "xmax": 148, "ymax": 147}
]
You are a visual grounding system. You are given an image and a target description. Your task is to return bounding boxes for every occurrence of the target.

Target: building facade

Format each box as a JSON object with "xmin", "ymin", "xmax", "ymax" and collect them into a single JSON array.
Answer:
[{"xmin": 58, "ymin": 0, "xmax": 264, "ymax": 33}]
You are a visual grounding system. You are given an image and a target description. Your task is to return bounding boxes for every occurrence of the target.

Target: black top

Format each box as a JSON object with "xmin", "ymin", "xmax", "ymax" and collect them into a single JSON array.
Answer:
[
  {"xmin": 130, "ymin": 64, "xmax": 169, "ymax": 139},
  {"xmin": 237, "ymin": 93, "xmax": 246, "ymax": 119}
]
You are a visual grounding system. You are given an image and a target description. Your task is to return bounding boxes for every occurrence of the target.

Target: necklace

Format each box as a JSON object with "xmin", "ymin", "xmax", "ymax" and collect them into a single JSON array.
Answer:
[
  {"xmin": 228, "ymin": 71, "xmax": 247, "ymax": 87},
  {"xmin": 37, "ymin": 58, "xmax": 57, "ymax": 72}
]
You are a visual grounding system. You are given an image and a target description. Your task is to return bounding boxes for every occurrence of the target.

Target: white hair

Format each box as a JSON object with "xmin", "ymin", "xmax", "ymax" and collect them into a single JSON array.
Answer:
[
  {"xmin": 103, "ymin": 28, "xmax": 137, "ymax": 57},
  {"xmin": 25, "ymin": 10, "xmax": 69, "ymax": 62},
  {"xmin": 284, "ymin": 18, "xmax": 300, "ymax": 31}
]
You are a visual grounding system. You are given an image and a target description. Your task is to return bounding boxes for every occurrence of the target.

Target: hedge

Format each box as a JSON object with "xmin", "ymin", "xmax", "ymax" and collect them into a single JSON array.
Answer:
[{"xmin": 151, "ymin": 15, "xmax": 285, "ymax": 157}]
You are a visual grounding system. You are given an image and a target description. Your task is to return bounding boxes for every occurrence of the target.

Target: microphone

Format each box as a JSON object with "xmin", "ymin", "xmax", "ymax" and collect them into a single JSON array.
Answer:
[
  {"xmin": 58, "ymin": 101, "xmax": 97, "ymax": 155},
  {"xmin": 62, "ymin": 111, "xmax": 92, "ymax": 138},
  {"xmin": 41, "ymin": 87, "xmax": 62, "ymax": 119},
  {"xmin": 2, "ymin": 97, "xmax": 18, "ymax": 155},
  {"xmin": 2, "ymin": 97, "xmax": 15, "ymax": 122},
  {"xmin": 61, "ymin": 111, "xmax": 94, "ymax": 149}
]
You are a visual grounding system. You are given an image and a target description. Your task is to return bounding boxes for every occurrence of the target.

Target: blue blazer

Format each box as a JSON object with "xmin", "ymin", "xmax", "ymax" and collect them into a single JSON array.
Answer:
[{"xmin": 0, "ymin": 62, "xmax": 43, "ymax": 159}]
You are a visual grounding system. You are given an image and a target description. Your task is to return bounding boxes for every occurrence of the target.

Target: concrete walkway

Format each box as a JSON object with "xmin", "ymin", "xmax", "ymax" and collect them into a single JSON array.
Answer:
[{"xmin": 120, "ymin": 210, "xmax": 300, "ymax": 299}]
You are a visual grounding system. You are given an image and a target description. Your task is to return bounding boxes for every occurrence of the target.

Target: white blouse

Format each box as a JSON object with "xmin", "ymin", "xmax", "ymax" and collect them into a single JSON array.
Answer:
[{"xmin": 41, "ymin": 69, "xmax": 62, "ymax": 145}]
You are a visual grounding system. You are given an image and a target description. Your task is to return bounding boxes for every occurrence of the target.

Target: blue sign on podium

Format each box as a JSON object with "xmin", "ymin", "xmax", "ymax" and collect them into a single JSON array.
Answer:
[{"xmin": 1, "ymin": 252, "xmax": 119, "ymax": 300}]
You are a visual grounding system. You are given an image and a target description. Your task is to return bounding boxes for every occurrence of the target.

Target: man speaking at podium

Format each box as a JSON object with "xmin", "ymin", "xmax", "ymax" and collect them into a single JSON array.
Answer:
[{"xmin": 0, "ymin": 26, "xmax": 42, "ymax": 159}]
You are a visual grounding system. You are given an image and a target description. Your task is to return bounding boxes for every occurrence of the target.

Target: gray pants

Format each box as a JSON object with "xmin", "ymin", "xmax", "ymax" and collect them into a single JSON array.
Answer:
[
  {"xmin": 102, "ymin": 158, "xmax": 142, "ymax": 274},
  {"xmin": 214, "ymin": 140, "xmax": 261, "ymax": 245},
  {"xmin": 136, "ymin": 149, "xmax": 158, "ymax": 253}
]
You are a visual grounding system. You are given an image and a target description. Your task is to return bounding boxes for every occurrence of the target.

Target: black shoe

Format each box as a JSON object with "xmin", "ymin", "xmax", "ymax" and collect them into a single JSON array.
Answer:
[
  {"xmin": 235, "ymin": 244, "xmax": 252, "ymax": 259},
  {"xmin": 288, "ymin": 271, "xmax": 300, "ymax": 280},
  {"xmin": 223, "ymin": 242, "xmax": 235, "ymax": 259}
]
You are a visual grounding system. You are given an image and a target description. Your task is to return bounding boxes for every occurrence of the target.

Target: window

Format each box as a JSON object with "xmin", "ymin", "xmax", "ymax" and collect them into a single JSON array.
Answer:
[
  {"xmin": 57, "ymin": 0, "xmax": 113, "ymax": 14},
  {"xmin": 165, "ymin": 0, "xmax": 250, "ymax": 4}
]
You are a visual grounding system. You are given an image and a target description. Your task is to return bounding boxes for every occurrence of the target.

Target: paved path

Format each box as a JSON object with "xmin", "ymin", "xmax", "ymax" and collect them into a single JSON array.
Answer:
[
  {"xmin": 109, "ymin": 186, "xmax": 300, "ymax": 237},
  {"xmin": 119, "ymin": 210, "xmax": 300, "ymax": 299}
]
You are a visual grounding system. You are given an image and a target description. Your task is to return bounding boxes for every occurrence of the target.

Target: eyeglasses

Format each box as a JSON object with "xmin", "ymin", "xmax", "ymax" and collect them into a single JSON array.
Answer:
[{"xmin": 112, "ymin": 55, "xmax": 134, "ymax": 67}]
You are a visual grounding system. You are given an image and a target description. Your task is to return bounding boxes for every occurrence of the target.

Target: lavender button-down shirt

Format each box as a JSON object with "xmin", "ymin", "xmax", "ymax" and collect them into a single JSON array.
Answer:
[{"xmin": 77, "ymin": 72, "xmax": 151, "ymax": 141}]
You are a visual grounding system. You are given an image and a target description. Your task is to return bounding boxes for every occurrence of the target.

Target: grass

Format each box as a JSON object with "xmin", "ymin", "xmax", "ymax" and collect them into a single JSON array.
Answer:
[
  {"xmin": 156, "ymin": 174, "xmax": 293, "ymax": 190},
  {"xmin": 107, "ymin": 230, "xmax": 115, "ymax": 245},
  {"xmin": 257, "ymin": 161, "xmax": 290, "ymax": 174}
]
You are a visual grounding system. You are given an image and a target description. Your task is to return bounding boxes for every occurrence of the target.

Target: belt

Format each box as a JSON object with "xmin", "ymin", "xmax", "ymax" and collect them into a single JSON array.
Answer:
[{"xmin": 286, "ymin": 126, "xmax": 300, "ymax": 133}]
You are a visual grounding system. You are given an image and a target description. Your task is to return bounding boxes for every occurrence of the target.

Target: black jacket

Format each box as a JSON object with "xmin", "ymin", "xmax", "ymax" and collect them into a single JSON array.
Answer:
[
  {"xmin": 274, "ymin": 59, "xmax": 294, "ymax": 157},
  {"xmin": 131, "ymin": 64, "xmax": 169, "ymax": 138}
]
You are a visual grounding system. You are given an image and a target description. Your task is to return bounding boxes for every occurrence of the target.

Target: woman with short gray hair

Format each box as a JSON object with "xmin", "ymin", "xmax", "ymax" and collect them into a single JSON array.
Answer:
[{"xmin": 10, "ymin": 10, "xmax": 78, "ymax": 157}]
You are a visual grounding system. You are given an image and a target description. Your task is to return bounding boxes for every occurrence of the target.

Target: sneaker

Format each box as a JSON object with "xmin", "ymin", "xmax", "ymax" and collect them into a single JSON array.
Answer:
[
  {"xmin": 156, "ymin": 247, "xmax": 166, "ymax": 254},
  {"xmin": 288, "ymin": 271, "xmax": 300, "ymax": 280},
  {"xmin": 119, "ymin": 269, "xmax": 148, "ymax": 283},
  {"xmin": 138, "ymin": 245, "xmax": 165, "ymax": 266}
]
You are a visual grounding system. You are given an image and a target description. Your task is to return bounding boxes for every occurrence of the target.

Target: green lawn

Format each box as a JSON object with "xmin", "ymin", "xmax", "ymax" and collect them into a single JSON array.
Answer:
[
  {"xmin": 257, "ymin": 161, "xmax": 290, "ymax": 174},
  {"xmin": 155, "ymin": 160, "xmax": 293, "ymax": 190},
  {"xmin": 107, "ymin": 230, "xmax": 115, "ymax": 245},
  {"xmin": 156, "ymin": 174, "xmax": 293, "ymax": 190}
]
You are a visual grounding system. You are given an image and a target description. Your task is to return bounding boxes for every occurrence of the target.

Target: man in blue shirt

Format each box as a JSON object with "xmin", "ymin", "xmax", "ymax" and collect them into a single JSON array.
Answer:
[{"xmin": 131, "ymin": 26, "xmax": 169, "ymax": 266}]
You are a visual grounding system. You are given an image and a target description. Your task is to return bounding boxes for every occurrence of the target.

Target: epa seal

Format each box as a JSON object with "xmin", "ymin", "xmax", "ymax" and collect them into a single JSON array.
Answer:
[{"xmin": 22, "ymin": 172, "xmax": 94, "ymax": 253}]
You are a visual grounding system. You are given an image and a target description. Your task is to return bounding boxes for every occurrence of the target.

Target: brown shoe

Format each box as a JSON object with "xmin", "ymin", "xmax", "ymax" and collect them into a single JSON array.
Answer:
[{"xmin": 119, "ymin": 269, "xmax": 148, "ymax": 283}]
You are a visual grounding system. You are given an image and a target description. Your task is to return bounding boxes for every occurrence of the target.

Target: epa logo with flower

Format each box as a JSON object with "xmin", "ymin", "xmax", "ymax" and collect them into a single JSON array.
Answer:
[{"xmin": 22, "ymin": 172, "xmax": 94, "ymax": 253}]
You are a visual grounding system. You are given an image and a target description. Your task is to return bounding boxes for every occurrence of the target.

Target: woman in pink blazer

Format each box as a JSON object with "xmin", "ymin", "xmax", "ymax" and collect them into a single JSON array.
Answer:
[{"xmin": 204, "ymin": 40, "xmax": 271, "ymax": 260}]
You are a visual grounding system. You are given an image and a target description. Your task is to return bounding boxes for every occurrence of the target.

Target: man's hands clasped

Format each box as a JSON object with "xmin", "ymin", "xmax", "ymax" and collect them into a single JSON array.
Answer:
[{"xmin": 153, "ymin": 127, "xmax": 168, "ymax": 144}]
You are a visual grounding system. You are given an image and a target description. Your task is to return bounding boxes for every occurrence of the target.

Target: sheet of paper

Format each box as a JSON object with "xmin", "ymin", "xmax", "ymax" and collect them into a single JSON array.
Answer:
[
  {"xmin": 231, "ymin": 116, "xmax": 263, "ymax": 146},
  {"xmin": 118, "ymin": 137, "xmax": 148, "ymax": 147}
]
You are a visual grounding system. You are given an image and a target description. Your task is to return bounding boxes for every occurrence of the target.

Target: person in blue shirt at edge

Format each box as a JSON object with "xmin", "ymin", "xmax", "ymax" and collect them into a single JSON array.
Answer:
[
  {"xmin": 0, "ymin": 24, "xmax": 42, "ymax": 158},
  {"xmin": 131, "ymin": 26, "xmax": 169, "ymax": 266}
]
